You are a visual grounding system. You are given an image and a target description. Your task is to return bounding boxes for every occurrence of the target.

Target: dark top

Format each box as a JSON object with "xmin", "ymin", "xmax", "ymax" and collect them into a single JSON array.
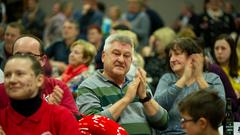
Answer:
[
  {"xmin": 199, "ymin": 11, "xmax": 236, "ymax": 48},
  {"xmin": 22, "ymin": 8, "xmax": 46, "ymax": 39},
  {"xmin": 45, "ymin": 40, "xmax": 71, "ymax": 64},
  {"xmin": 144, "ymin": 55, "xmax": 168, "ymax": 94},
  {"xmin": 0, "ymin": 42, "xmax": 11, "ymax": 70},
  {"xmin": 145, "ymin": 7, "xmax": 164, "ymax": 35},
  {"xmin": 94, "ymin": 40, "xmax": 105, "ymax": 70},
  {"xmin": 11, "ymin": 94, "xmax": 42, "ymax": 117},
  {"xmin": 177, "ymin": 12, "xmax": 200, "ymax": 36},
  {"xmin": 79, "ymin": 9, "xmax": 103, "ymax": 40}
]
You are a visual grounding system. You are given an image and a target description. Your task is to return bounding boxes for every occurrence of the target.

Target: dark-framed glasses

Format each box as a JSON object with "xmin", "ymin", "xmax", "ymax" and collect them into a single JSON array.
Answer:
[{"xmin": 14, "ymin": 52, "xmax": 43, "ymax": 57}]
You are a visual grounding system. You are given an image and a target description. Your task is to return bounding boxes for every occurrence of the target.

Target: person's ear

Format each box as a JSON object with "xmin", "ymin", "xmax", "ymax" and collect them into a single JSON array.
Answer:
[
  {"xmin": 39, "ymin": 55, "xmax": 47, "ymax": 67},
  {"xmin": 101, "ymin": 51, "xmax": 106, "ymax": 63},
  {"xmin": 36, "ymin": 74, "xmax": 44, "ymax": 88},
  {"xmin": 198, "ymin": 117, "xmax": 208, "ymax": 129},
  {"xmin": 83, "ymin": 56, "xmax": 90, "ymax": 65}
]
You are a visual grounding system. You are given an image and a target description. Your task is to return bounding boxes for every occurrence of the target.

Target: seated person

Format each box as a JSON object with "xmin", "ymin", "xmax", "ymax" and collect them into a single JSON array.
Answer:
[
  {"xmin": 0, "ymin": 35, "xmax": 78, "ymax": 115},
  {"xmin": 45, "ymin": 19, "xmax": 79, "ymax": 74},
  {"xmin": 76, "ymin": 33, "xmax": 168, "ymax": 134},
  {"xmin": 0, "ymin": 54, "xmax": 80, "ymax": 135},
  {"xmin": 154, "ymin": 37, "xmax": 225, "ymax": 134},
  {"xmin": 178, "ymin": 90, "xmax": 225, "ymax": 135},
  {"xmin": 61, "ymin": 40, "xmax": 96, "ymax": 94},
  {"xmin": 213, "ymin": 34, "xmax": 240, "ymax": 98}
]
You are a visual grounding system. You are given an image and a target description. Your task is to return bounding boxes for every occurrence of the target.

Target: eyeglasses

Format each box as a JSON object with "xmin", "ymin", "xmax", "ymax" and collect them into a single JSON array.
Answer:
[
  {"xmin": 180, "ymin": 118, "xmax": 194, "ymax": 124},
  {"xmin": 14, "ymin": 52, "xmax": 43, "ymax": 57}
]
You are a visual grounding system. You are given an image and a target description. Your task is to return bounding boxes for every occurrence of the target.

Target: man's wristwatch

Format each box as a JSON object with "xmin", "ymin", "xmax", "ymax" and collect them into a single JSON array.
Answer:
[{"xmin": 139, "ymin": 92, "xmax": 152, "ymax": 103}]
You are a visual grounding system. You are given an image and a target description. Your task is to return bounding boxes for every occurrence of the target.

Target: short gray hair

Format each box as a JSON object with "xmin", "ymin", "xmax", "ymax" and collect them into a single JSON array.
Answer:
[{"xmin": 103, "ymin": 33, "xmax": 134, "ymax": 52}]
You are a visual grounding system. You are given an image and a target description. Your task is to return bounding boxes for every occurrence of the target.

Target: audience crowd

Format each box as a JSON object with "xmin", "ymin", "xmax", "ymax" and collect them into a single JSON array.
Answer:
[{"xmin": 0, "ymin": 0, "xmax": 240, "ymax": 134}]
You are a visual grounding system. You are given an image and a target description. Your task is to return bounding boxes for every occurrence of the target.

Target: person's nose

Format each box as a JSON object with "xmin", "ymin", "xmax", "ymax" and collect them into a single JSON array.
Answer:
[
  {"xmin": 180, "ymin": 123, "xmax": 185, "ymax": 129},
  {"xmin": 69, "ymin": 52, "xmax": 74, "ymax": 57},
  {"xmin": 117, "ymin": 55, "xmax": 124, "ymax": 63},
  {"xmin": 4, "ymin": 34, "xmax": 11, "ymax": 40},
  {"xmin": 170, "ymin": 55, "xmax": 176, "ymax": 62},
  {"xmin": 216, "ymin": 48, "xmax": 222, "ymax": 54},
  {"xmin": 8, "ymin": 74, "xmax": 18, "ymax": 83}
]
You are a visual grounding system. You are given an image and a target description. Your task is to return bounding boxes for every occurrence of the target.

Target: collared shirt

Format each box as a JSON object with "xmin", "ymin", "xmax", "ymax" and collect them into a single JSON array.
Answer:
[{"xmin": 76, "ymin": 70, "xmax": 168, "ymax": 135}]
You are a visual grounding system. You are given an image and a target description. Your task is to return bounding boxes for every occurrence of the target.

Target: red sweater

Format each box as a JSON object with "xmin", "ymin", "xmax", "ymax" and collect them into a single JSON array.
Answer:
[
  {"xmin": 0, "ymin": 100, "xmax": 80, "ymax": 135},
  {"xmin": 0, "ymin": 77, "xmax": 78, "ymax": 115}
]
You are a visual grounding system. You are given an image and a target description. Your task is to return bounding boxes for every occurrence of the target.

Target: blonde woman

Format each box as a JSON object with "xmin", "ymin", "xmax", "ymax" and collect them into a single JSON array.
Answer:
[
  {"xmin": 144, "ymin": 27, "xmax": 176, "ymax": 92},
  {"xmin": 61, "ymin": 40, "xmax": 96, "ymax": 94}
]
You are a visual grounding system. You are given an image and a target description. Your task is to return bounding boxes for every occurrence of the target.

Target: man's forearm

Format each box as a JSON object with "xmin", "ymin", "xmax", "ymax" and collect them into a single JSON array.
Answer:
[
  {"xmin": 143, "ymin": 99, "xmax": 168, "ymax": 130},
  {"xmin": 142, "ymin": 99, "xmax": 160, "ymax": 116},
  {"xmin": 108, "ymin": 97, "xmax": 131, "ymax": 121}
]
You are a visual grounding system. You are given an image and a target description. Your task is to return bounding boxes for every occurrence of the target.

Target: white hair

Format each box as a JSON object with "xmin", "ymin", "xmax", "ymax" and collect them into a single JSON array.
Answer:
[{"xmin": 103, "ymin": 33, "xmax": 134, "ymax": 52}]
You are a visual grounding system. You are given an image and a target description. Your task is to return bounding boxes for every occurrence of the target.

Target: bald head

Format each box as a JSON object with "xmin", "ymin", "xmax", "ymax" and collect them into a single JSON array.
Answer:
[
  {"xmin": 12, "ymin": 35, "xmax": 46, "ymax": 67},
  {"xmin": 13, "ymin": 36, "xmax": 44, "ymax": 56}
]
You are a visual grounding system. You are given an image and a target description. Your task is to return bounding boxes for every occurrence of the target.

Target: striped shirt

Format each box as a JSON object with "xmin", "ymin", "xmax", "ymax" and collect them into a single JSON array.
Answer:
[{"xmin": 76, "ymin": 70, "xmax": 168, "ymax": 135}]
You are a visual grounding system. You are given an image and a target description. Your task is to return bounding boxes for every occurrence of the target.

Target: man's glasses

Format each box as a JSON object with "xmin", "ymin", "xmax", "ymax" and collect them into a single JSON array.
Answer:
[
  {"xmin": 14, "ymin": 52, "xmax": 43, "ymax": 57},
  {"xmin": 180, "ymin": 118, "xmax": 195, "ymax": 124}
]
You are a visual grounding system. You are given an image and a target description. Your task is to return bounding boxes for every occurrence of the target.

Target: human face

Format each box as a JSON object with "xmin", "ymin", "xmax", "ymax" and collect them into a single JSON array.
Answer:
[
  {"xmin": 4, "ymin": 26, "xmax": 21, "ymax": 53},
  {"xmin": 52, "ymin": 2, "xmax": 61, "ymax": 15},
  {"xmin": 214, "ymin": 39, "xmax": 231, "ymax": 66},
  {"xmin": 13, "ymin": 37, "xmax": 44, "ymax": 66},
  {"xmin": 63, "ymin": 3, "xmax": 73, "ymax": 18},
  {"xmin": 4, "ymin": 58, "xmax": 43, "ymax": 100},
  {"xmin": 209, "ymin": 0, "xmax": 221, "ymax": 11},
  {"xmin": 180, "ymin": 112, "xmax": 202, "ymax": 135},
  {"xmin": 27, "ymin": 0, "xmax": 37, "ymax": 11},
  {"xmin": 87, "ymin": 28, "xmax": 102, "ymax": 45},
  {"xmin": 128, "ymin": 0, "xmax": 141, "ymax": 14},
  {"xmin": 180, "ymin": 4, "xmax": 191, "ymax": 16},
  {"xmin": 69, "ymin": 45, "xmax": 85, "ymax": 67},
  {"xmin": 102, "ymin": 41, "xmax": 132, "ymax": 79},
  {"xmin": 62, "ymin": 21, "xmax": 78, "ymax": 40},
  {"xmin": 169, "ymin": 49, "xmax": 188, "ymax": 75},
  {"xmin": 108, "ymin": 6, "xmax": 120, "ymax": 20}
]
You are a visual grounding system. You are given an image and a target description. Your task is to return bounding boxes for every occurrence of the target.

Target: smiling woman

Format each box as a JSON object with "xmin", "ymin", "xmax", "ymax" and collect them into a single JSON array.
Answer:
[
  {"xmin": 0, "ymin": 54, "xmax": 81, "ymax": 135},
  {"xmin": 4, "ymin": 55, "xmax": 44, "ymax": 100},
  {"xmin": 154, "ymin": 37, "xmax": 226, "ymax": 135}
]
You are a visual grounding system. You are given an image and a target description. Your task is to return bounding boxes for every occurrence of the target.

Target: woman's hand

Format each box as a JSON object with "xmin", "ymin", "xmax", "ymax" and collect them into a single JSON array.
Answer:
[
  {"xmin": 192, "ymin": 53, "xmax": 204, "ymax": 79},
  {"xmin": 176, "ymin": 58, "xmax": 193, "ymax": 88},
  {"xmin": 182, "ymin": 57, "xmax": 193, "ymax": 81},
  {"xmin": 191, "ymin": 53, "xmax": 209, "ymax": 89}
]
